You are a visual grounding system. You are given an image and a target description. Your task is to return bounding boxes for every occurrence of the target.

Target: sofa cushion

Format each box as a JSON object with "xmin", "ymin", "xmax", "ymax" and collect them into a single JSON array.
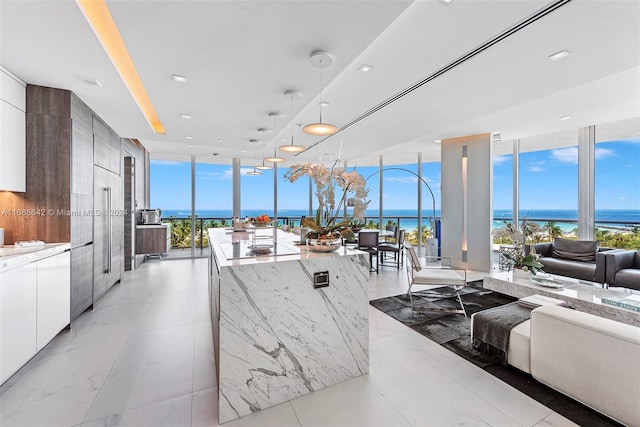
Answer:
[
  {"xmin": 538, "ymin": 257, "xmax": 596, "ymax": 282},
  {"xmin": 614, "ymin": 269, "xmax": 640, "ymax": 291},
  {"xmin": 552, "ymin": 237, "xmax": 597, "ymax": 262}
]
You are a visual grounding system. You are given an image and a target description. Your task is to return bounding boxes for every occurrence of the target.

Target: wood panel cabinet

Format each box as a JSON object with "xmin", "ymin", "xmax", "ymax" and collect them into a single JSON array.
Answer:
[
  {"xmin": 93, "ymin": 116, "xmax": 121, "ymax": 175},
  {"xmin": 93, "ymin": 165, "xmax": 123, "ymax": 301},
  {"xmin": 70, "ymin": 243, "xmax": 93, "ymax": 321},
  {"xmin": 136, "ymin": 225, "xmax": 169, "ymax": 254}
]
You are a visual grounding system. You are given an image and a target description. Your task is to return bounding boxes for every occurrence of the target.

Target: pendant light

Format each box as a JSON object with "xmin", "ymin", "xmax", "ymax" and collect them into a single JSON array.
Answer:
[
  {"xmin": 279, "ymin": 90, "xmax": 305, "ymax": 153},
  {"xmin": 254, "ymin": 128, "xmax": 273, "ymax": 170},
  {"xmin": 247, "ymin": 139, "xmax": 262, "ymax": 175},
  {"xmin": 264, "ymin": 112, "xmax": 286, "ymax": 163},
  {"xmin": 303, "ymin": 50, "xmax": 338, "ymax": 136}
]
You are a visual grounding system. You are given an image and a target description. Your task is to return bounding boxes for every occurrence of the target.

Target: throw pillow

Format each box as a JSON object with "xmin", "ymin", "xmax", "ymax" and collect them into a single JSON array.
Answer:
[{"xmin": 552, "ymin": 237, "xmax": 597, "ymax": 262}]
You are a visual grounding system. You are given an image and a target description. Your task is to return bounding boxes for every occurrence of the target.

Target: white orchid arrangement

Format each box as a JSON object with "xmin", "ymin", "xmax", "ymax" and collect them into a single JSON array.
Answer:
[{"xmin": 284, "ymin": 161, "xmax": 370, "ymax": 239}]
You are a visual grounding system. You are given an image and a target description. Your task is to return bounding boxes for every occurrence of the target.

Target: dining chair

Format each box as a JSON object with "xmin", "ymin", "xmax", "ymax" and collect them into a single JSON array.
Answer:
[
  {"xmin": 379, "ymin": 229, "xmax": 405, "ymax": 269},
  {"xmin": 358, "ymin": 230, "xmax": 379, "ymax": 273},
  {"xmin": 380, "ymin": 224, "xmax": 398, "ymax": 244},
  {"xmin": 404, "ymin": 242, "xmax": 468, "ymax": 316}
]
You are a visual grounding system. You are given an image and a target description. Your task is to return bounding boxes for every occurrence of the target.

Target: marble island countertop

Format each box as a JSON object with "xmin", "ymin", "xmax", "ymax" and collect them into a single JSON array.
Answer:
[
  {"xmin": 0, "ymin": 243, "xmax": 71, "ymax": 273},
  {"xmin": 207, "ymin": 226, "xmax": 370, "ymax": 423},
  {"xmin": 208, "ymin": 227, "xmax": 362, "ymax": 266}
]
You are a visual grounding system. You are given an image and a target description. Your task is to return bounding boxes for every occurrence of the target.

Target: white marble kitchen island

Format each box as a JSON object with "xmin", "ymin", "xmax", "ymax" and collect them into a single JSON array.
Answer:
[{"xmin": 207, "ymin": 228, "xmax": 370, "ymax": 423}]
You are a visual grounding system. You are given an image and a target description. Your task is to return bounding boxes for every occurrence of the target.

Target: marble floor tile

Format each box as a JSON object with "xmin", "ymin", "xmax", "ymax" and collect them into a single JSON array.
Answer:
[
  {"xmin": 0, "ymin": 335, "xmax": 127, "ymax": 426},
  {"xmin": 84, "ymin": 324, "xmax": 195, "ymax": 421},
  {"xmin": 81, "ymin": 393, "xmax": 193, "ymax": 427},
  {"xmin": 191, "ymin": 387, "xmax": 218, "ymax": 427},
  {"xmin": 132, "ymin": 292, "xmax": 197, "ymax": 333},
  {"xmin": 193, "ymin": 321, "xmax": 217, "ymax": 392},
  {"xmin": 223, "ymin": 401, "xmax": 301, "ymax": 427},
  {"xmin": 534, "ymin": 412, "xmax": 580, "ymax": 427},
  {"xmin": 290, "ymin": 375, "xmax": 410, "ymax": 427}
]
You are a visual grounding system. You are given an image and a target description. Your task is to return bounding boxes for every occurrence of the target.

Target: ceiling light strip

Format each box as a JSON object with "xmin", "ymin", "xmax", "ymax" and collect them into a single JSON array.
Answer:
[
  {"xmin": 76, "ymin": 0, "xmax": 165, "ymax": 134},
  {"xmin": 298, "ymin": 0, "xmax": 573, "ymax": 155}
]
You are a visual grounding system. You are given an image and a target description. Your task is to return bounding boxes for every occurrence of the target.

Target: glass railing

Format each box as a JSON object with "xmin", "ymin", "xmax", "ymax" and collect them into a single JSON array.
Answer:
[{"xmin": 160, "ymin": 216, "xmax": 640, "ymax": 252}]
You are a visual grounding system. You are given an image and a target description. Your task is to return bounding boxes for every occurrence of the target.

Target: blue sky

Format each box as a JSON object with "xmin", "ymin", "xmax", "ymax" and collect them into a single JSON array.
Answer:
[{"xmin": 150, "ymin": 139, "xmax": 639, "ymax": 212}]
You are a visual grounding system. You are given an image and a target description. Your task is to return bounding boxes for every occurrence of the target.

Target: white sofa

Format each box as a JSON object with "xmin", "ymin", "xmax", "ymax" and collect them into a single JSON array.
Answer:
[{"xmin": 507, "ymin": 305, "xmax": 640, "ymax": 427}]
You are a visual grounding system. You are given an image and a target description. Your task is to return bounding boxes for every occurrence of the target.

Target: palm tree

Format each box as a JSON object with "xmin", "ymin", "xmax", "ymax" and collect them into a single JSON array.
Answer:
[{"xmin": 544, "ymin": 221, "xmax": 563, "ymax": 241}]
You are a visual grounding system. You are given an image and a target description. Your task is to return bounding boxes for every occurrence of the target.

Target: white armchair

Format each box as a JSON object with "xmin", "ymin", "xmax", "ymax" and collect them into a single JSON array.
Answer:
[{"xmin": 404, "ymin": 242, "xmax": 468, "ymax": 316}]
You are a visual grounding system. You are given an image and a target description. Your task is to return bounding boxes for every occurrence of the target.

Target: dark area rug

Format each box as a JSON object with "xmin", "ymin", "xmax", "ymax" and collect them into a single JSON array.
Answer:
[{"xmin": 370, "ymin": 282, "xmax": 622, "ymax": 427}]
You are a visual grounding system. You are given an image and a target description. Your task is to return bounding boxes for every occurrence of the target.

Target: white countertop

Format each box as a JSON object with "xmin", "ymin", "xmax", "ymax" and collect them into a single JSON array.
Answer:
[
  {"xmin": 208, "ymin": 227, "xmax": 363, "ymax": 267},
  {"xmin": 0, "ymin": 243, "xmax": 71, "ymax": 273}
]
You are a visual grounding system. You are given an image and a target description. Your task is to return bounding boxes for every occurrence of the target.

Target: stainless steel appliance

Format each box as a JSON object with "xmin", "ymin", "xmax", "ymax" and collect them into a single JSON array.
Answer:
[{"xmin": 140, "ymin": 208, "xmax": 162, "ymax": 225}]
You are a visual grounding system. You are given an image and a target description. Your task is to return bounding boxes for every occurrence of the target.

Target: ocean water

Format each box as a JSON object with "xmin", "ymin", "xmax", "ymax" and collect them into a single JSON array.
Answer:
[{"xmin": 161, "ymin": 208, "xmax": 640, "ymax": 232}]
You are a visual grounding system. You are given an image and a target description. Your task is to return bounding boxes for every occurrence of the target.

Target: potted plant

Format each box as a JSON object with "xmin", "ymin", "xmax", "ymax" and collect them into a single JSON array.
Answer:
[
  {"xmin": 503, "ymin": 243, "xmax": 544, "ymax": 277},
  {"xmin": 284, "ymin": 161, "xmax": 370, "ymax": 251}
]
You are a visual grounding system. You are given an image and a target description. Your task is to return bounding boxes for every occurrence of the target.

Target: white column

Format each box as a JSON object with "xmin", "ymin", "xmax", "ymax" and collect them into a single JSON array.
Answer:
[
  {"xmin": 441, "ymin": 133, "xmax": 493, "ymax": 271},
  {"xmin": 578, "ymin": 126, "xmax": 596, "ymax": 240},
  {"xmin": 233, "ymin": 158, "xmax": 241, "ymax": 219},
  {"xmin": 513, "ymin": 139, "xmax": 520, "ymax": 226}
]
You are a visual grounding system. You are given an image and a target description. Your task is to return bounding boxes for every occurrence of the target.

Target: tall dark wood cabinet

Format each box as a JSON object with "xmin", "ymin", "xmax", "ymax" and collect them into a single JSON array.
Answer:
[
  {"xmin": 93, "ymin": 164, "xmax": 123, "ymax": 301},
  {"xmin": 70, "ymin": 95, "xmax": 95, "ymax": 320}
]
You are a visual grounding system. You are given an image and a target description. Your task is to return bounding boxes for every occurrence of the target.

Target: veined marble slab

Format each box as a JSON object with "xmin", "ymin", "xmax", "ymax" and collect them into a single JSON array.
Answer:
[
  {"xmin": 208, "ymin": 229, "xmax": 370, "ymax": 423},
  {"xmin": 484, "ymin": 271, "xmax": 640, "ymax": 327}
]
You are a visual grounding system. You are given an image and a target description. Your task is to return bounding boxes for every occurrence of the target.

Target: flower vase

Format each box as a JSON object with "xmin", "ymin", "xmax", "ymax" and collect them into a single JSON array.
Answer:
[
  {"xmin": 512, "ymin": 268, "xmax": 531, "ymax": 280},
  {"xmin": 306, "ymin": 236, "xmax": 342, "ymax": 252}
]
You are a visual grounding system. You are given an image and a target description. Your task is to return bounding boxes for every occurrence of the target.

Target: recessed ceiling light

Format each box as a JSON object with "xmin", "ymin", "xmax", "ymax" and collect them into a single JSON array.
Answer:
[
  {"xmin": 240, "ymin": 150, "xmax": 246, "ymax": 153},
  {"xmin": 319, "ymin": 101, "xmax": 330, "ymax": 107},
  {"xmin": 172, "ymin": 74, "xmax": 187, "ymax": 83},
  {"xmin": 548, "ymin": 50, "xmax": 570, "ymax": 61},
  {"xmin": 185, "ymin": 135, "xmax": 194, "ymax": 140},
  {"xmin": 560, "ymin": 115, "xmax": 572, "ymax": 120},
  {"xmin": 217, "ymin": 139, "xmax": 223, "ymax": 143},
  {"xmin": 188, "ymin": 144, "xmax": 194, "ymax": 147},
  {"xmin": 439, "ymin": 0, "xmax": 454, "ymax": 4},
  {"xmin": 280, "ymin": 138, "xmax": 287, "ymax": 142},
  {"xmin": 358, "ymin": 64, "xmax": 373, "ymax": 72},
  {"xmin": 180, "ymin": 114, "xmax": 191, "ymax": 119},
  {"xmin": 433, "ymin": 140, "xmax": 441, "ymax": 145},
  {"xmin": 78, "ymin": 76, "xmax": 101, "ymax": 87}
]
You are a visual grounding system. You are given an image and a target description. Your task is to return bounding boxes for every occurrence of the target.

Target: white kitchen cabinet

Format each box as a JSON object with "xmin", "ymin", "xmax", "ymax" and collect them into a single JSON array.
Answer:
[
  {"xmin": 36, "ymin": 251, "xmax": 71, "ymax": 350},
  {"xmin": 0, "ymin": 246, "xmax": 71, "ymax": 385},
  {"xmin": 0, "ymin": 67, "xmax": 26, "ymax": 192},
  {"xmin": 0, "ymin": 262, "xmax": 37, "ymax": 384}
]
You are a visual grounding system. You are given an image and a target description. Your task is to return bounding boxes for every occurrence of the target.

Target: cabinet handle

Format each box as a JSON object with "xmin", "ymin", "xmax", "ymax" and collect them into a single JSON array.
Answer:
[{"xmin": 105, "ymin": 186, "xmax": 112, "ymax": 274}]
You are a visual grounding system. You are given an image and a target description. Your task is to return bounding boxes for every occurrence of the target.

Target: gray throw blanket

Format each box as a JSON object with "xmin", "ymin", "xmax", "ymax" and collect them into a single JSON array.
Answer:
[{"xmin": 472, "ymin": 302, "xmax": 532, "ymax": 364}]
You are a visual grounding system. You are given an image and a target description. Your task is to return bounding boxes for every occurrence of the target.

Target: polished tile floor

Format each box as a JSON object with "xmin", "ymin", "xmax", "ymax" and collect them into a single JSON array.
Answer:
[{"xmin": 0, "ymin": 257, "xmax": 577, "ymax": 427}]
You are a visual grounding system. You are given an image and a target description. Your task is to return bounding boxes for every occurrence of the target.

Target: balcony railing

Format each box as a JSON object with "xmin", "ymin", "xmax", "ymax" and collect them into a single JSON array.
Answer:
[{"xmin": 160, "ymin": 215, "xmax": 640, "ymax": 254}]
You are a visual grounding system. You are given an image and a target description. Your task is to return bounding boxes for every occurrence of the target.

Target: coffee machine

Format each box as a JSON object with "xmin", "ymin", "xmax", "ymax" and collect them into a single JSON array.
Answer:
[{"xmin": 139, "ymin": 208, "xmax": 162, "ymax": 225}]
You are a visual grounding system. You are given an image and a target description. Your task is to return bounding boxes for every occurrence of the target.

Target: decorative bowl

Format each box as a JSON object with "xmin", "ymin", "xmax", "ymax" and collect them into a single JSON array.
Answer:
[
  {"xmin": 248, "ymin": 244, "xmax": 273, "ymax": 255},
  {"xmin": 306, "ymin": 237, "xmax": 342, "ymax": 252},
  {"xmin": 250, "ymin": 220, "xmax": 272, "ymax": 227}
]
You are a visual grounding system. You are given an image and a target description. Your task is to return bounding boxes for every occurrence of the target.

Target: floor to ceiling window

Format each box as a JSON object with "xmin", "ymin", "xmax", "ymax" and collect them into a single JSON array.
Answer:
[
  {"xmin": 149, "ymin": 157, "xmax": 193, "ymax": 257},
  {"xmin": 518, "ymin": 129, "xmax": 578, "ymax": 243},
  {"xmin": 194, "ymin": 161, "xmax": 234, "ymax": 256},
  {"xmin": 594, "ymin": 117, "xmax": 640, "ymax": 249},
  {"xmin": 241, "ymin": 163, "xmax": 275, "ymax": 219},
  {"xmin": 492, "ymin": 147, "xmax": 514, "ymax": 247}
]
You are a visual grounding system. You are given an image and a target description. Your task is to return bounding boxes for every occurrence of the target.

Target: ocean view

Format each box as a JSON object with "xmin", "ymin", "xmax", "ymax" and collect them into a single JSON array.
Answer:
[{"xmin": 161, "ymin": 208, "xmax": 640, "ymax": 232}]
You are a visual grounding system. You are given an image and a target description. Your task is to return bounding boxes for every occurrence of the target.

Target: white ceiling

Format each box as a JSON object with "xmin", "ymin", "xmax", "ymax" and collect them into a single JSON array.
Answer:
[{"xmin": 1, "ymin": 0, "xmax": 639, "ymax": 167}]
